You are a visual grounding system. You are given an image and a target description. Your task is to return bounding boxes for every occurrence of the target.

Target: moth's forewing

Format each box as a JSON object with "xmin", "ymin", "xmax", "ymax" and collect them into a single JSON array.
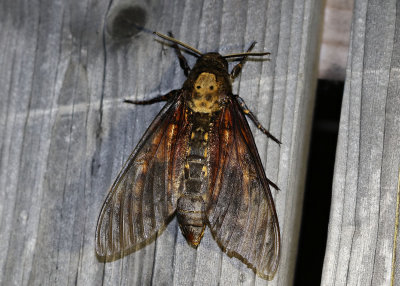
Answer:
[
  {"xmin": 206, "ymin": 98, "xmax": 280, "ymax": 279},
  {"xmin": 95, "ymin": 93, "xmax": 190, "ymax": 260}
]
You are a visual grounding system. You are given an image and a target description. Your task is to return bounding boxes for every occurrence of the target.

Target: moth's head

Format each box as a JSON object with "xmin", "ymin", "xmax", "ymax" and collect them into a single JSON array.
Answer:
[{"xmin": 192, "ymin": 53, "xmax": 229, "ymax": 75}]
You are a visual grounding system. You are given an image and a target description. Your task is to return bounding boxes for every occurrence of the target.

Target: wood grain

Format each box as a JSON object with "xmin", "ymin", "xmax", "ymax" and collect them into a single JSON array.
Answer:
[
  {"xmin": 321, "ymin": 0, "xmax": 400, "ymax": 285},
  {"xmin": 0, "ymin": 0, "xmax": 322, "ymax": 285}
]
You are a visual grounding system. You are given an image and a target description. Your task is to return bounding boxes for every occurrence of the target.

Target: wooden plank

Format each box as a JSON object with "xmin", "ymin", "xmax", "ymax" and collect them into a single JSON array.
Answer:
[
  {"xmin": 321, "ymin": 0, "xmax": 400, "ymax": 285},
  {"xmin": 0, "ymin": 0, "xmax": 322, "ymax": 285},
  {"xmin": 318, "ymin": 0, "xmax": 354, "ymax": 80}
]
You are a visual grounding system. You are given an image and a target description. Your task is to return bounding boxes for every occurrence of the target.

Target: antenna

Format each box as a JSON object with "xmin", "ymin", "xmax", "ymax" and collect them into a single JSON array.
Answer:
[
  {"xmin": 223, "ymin": 51, "xmax": 270, "ymax": 58},
  {"xmin": 224, "ymin": 41, "xmax": 270, "ymax": 58},
  {"xmin": 153, "ymin": 32, "xmax": 203, "ymax": 56}
]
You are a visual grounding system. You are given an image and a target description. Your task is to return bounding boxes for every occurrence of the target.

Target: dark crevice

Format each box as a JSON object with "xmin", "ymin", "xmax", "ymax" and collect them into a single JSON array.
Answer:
[{"xmin": 294, "ymin": 79, "xmax": 344, "ymax": 286}]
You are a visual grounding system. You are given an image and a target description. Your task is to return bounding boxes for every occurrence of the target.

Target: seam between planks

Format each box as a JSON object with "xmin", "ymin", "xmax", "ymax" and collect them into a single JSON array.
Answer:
[{"xmin": 390, "ymin": 168, "xmax": 400, "ymax": 286}]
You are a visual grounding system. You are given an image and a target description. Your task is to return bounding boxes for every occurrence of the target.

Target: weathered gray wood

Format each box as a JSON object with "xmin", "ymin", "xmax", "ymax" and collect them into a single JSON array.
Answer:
[
  {"xmin": 318, "ymin": 0, "xmax": 353, "ymax": 80},
  {"xmin": 0, "ymin": 0, "xmax": 322, "ymax": 285},
  {"xmin": 321, "ymin": 0, "xmax": 400, "ymax": 285}
]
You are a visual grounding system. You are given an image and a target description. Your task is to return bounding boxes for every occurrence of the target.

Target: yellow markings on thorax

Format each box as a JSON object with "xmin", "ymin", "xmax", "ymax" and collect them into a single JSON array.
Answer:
[{"xmin": 188, "ymin": 72, "xmax": 222, "ymax": 113}]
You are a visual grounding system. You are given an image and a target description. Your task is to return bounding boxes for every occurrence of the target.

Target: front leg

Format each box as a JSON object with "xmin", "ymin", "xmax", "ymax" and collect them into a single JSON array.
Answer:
[
  {"xmin": 230, "ymin": 42, "xmax": 257, "ymax": 80},
  {"xmin": 168, "ymin": 32, "xmax": 191, "ymax": 77}
]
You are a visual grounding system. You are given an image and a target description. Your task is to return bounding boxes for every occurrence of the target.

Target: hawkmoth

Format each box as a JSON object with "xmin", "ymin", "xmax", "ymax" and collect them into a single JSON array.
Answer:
[{"xmin": 95, "ymin": 32, "xmax": 280, "ymax": 280}]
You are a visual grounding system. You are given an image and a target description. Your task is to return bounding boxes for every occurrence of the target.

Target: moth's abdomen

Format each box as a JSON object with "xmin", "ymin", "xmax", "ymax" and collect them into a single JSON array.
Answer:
[
  {"xmin": 177, "ymin": 112, "xmax": 211, "ymax": 246},
  {"xmin": 177, "ymin": 195, "xmax": 205, "ymax": 246}
]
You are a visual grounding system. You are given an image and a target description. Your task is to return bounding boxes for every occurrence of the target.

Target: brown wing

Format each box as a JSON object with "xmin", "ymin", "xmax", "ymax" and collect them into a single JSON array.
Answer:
[
  {"xmin": 206, "ymin": 97, "xmax": 280, "ymax": 279},
  {"xmin": 96, "ymin": 92, "xmax": 190, "ymax": 260}
]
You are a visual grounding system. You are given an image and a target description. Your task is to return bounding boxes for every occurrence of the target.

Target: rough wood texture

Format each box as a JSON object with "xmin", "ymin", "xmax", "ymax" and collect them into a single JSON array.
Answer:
[
  {"xmin": 321, "ymin": 0, "xmax": 400, "ymax": 285},
  {"xmin": 0, "ymin": 0, "xmax": 322, "ymax": 285}
]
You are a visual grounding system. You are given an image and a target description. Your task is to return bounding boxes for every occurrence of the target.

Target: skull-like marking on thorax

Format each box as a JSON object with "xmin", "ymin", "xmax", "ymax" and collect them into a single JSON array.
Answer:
[{"xmin": 188, "ymin": 72, "xmax": 222, "ymax": 113}]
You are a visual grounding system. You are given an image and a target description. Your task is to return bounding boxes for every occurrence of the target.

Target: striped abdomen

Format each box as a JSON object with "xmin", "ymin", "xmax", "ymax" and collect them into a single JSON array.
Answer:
[{"xmin": 177, "ymin": 112, "xmax": 211, "ymax": 246}]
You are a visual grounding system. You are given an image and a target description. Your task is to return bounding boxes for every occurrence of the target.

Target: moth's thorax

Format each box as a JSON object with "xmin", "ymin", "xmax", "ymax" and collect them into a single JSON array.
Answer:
[{"xmin": 187, "ymin": 72, "xmax": 225, "ymax": 114}]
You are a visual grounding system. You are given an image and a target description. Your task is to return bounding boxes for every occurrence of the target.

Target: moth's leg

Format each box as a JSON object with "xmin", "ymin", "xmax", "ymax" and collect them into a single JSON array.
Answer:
[
  {"xmin": 230, "ymin": 42, "xmax": 256, "ymax": 80},
  {"xmin": 267, "ymin": 178, "xmax": 280, "ymax": 191},
  {"xmin": 237, "ymin": 96, "xmax": 281, "ymax": 145},
  {"xmin": 124, "ymin": 91, "xmax": 175, "ymax": 105},
  {"xmin": 168, "ymin": 32, "xmax": 191, "ymax": 77}
]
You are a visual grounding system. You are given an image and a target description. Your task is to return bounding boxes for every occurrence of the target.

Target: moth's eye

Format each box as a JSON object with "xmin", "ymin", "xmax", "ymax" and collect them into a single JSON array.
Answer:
[
  {"xmin": 209, "ymin": 86, "xmax": 214, "ymax": 90},
  {"xmin": 196, "ymin": 86, "xmax": 201, "ymax": 89}
]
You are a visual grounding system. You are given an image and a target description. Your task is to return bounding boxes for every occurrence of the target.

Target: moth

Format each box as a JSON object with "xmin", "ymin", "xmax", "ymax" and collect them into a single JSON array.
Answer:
[{"xmin": 96, "ymin": 32, "xmax": 281, "ymax": 280}]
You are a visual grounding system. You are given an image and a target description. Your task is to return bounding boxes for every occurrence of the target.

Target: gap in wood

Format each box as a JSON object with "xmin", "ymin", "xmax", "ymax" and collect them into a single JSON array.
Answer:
[{"xmin": 294, "ymin": 80, "xmax": 344, "ymax": 285}]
